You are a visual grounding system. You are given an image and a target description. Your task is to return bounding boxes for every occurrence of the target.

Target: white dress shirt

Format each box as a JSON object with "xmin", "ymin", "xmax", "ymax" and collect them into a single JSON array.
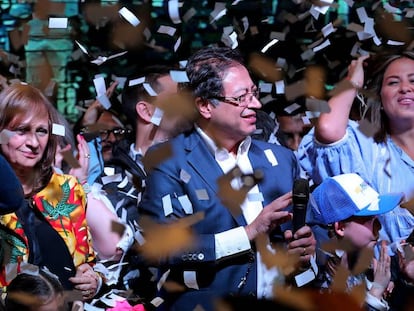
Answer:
[{"xmin": 196, "ymin": 126, "xmax": 281, "ymax": 298}]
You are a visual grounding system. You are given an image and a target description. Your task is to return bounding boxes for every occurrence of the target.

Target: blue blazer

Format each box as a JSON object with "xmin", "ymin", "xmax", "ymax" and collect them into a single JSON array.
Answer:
[
  {"xmin": 0, "ymin": 154, "xmax": 24, "ymax": 214},
  {"xmin": 139, "ymin": 129, "xmax": 300, "ymax": 311}
]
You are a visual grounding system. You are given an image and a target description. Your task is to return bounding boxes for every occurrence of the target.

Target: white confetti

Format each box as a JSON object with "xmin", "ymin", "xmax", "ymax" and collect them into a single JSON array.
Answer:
[
  {"xmin": 264, "ymin": 149, "xmax": 278, "ymax": 166},
  {"xmin": 178, "ymin": 195, "xmax": 193, "ymax": 214},
  {"xmin": 170, "ymin": 70, "xmax": 189, "ymax": 83},
  {"xmin": 261, "ymin": 39, "xmax": 279, "ymax": 53},
  {"xmin": 158, "ymin": 25, "xmax": 177, "ymax": 36},
  {"xmin": 168, "ymin": 0, "xmax": 182, "ymax": 24},
  {"xmin": 48, "ymin": 17, "xmax": 68, "ymax": 29},
  {"xmin": 162, "ymin": 194, "xmax": 173, "ymax": 216},
  {"xmin": 52, "ymin": 123, "xmax": 65, "ymax": 137},
  {"xmin": 180, "ymin": 169, "xmax": 191, "ymax": 183},
  {"xmin": 150, "ymin": 107, "xmax": 164, "ymax": 126},
  {"xmin": 119, "ymin": 7, "xmax": 140, "ymax": 26}
]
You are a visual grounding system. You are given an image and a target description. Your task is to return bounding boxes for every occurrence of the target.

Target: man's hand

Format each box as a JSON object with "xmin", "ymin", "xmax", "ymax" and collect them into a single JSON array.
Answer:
[
  {"xmin": 284, "ymin": 225, "xmax": 316, "ymax": 266},
  {"xmin": 69, "ymin": 263, "xmax": 100, "ymax": 301},
  {"xmin": 245, "ymin": 192, "xmax": 292, "ymax": 241}
]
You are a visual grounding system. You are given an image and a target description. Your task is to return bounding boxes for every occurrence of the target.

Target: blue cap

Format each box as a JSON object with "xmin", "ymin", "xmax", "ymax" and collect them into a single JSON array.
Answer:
[{"xmin": 311, "ymin": 173, "xmax": 403, "ymax": 225}]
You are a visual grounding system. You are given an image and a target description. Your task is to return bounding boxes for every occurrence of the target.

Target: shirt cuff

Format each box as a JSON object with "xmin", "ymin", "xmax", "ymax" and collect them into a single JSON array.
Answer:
[
  {"xmin": 215, "ymin": 227, "xmax": 251, "ymax": 260},
  {"xmin": 365, "ymin": 292, "xmax": 389, "ymax": 311},
  {"xmin": 314, "ymin": 129, "xmax": 348, "ymax": 147}
]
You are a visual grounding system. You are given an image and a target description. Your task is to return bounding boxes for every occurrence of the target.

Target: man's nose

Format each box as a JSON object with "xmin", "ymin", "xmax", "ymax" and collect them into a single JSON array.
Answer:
[{"xmin": 248, "ymin": 96, "xmax": 262, "ymax": 109}]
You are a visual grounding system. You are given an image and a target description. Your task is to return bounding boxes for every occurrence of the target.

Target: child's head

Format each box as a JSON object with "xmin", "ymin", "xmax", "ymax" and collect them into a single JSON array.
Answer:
[
  {"xmin": 5, "ymin": 270, "xmax": 65, "ymax": 311},
  {"xmin": 311, "ymin": 173, "xmax": 403, "ymax": 248}
]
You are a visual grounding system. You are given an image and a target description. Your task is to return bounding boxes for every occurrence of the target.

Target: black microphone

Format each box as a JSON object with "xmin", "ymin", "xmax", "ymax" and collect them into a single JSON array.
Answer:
[{"xmin": 292, "ymin": 178, "xmax": 310, "ymax": 234}]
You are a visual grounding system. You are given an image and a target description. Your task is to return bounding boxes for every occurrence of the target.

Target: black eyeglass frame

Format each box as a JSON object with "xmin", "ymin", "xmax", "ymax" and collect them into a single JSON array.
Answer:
[
  {"xmin": 209, "ymin": 89, "xmax": 260, "ymax": 107},
  {"xmin": 99, "ymin": 128, "xmax": 131, "ymax": 140}
]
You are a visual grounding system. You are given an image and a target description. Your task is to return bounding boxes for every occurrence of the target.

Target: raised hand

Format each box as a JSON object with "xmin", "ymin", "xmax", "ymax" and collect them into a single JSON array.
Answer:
[
  {"xmin": 347, "ymin": 54, "xmax": 370, "ymax": 89},
  {"xmin": 370, "ymin": 240, "xmax": 391, "ymax": 299},
  {"xmin": 69, "ymin": 134, "xmax": 90, "ymax": 184}
]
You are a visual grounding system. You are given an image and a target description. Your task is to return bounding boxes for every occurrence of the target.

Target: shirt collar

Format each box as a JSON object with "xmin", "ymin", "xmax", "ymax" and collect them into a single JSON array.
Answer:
[
  {"xmin": 129, "ymin": 143, "xmax": 144, "ymax": 160},
  {"xmin": 195, "ymin": 125, "xmax": 252, "ymax": 159}
]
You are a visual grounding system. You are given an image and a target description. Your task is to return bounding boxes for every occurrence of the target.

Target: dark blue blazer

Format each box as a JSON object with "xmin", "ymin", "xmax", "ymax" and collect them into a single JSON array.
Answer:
[
  {"xmin": 0, "ymin": 154, "xmax": 24, "ymax": 214},
  {"xmin": 139, "ymin": 129, "xmax": 300, "ymax": 311}
]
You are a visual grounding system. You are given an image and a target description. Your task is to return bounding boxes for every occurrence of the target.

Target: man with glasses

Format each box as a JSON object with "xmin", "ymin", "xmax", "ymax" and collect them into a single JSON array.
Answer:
[
  {"xmin": 76, "ymin": 83, "xmax": 131, "ymax": 184},
  {"xmin": 96, "ymin": 110, "xmax": 131, "ymax": 163},
  {"xmin": 139, "ymin": 46, "xmax": 317, "ymax": 311}
]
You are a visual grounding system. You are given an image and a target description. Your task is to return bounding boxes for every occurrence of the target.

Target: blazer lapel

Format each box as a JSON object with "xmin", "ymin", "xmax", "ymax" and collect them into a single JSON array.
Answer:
[
  {"xmin": 248, "ymin": 141, "xmax": 272, "ymax": 170},
  {"xmin": 185, "ymin": 131, "xmax": 223, "ymax": 195},
  {"xmin": 248, "ymin": 142, "xmax": 275, "ymax": 205},
  {"xmin": 184, "ymin": 131, "xmax": 248, "ymax": 227}
]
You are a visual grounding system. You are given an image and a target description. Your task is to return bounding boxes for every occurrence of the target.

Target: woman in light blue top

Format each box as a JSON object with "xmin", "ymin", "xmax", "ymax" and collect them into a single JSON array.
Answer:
[{"xmin": 298, "ymin": 51, "xmax": 414, "ymax": 253}]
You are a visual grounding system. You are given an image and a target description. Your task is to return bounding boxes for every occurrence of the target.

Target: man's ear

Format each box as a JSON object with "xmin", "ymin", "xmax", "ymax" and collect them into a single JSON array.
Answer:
[
  {"xmin": 334, "ymin": 221, "xmax": 346, "ymax": 237},
  {"xmin": 196, "ymin": 97, "xmax": 213, "ymax": 119},
  {"xmin": 135, "ymin": 101, "xmax": 155, "ymax": 123}
]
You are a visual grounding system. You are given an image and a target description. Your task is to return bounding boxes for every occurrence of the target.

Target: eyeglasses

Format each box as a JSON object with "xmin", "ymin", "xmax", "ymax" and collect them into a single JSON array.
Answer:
[
  {"xmin": 99, "ymin": 128, "xmax": 131, "ymax": 141},
  {"xmin": 210, "ymin": 89, "xmax": 260, "ymax": 107}
]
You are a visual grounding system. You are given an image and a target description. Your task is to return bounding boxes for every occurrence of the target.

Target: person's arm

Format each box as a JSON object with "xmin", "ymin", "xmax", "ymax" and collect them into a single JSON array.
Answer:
[
  {"xmin": 80, "ymin": 81, "xmax": 119, "ymax": 127},
  {"xmin": 86, "ymin": 193, "xmax": 124, "ymax": 261},
  {"xmin": 61, "ymin": 175, "xmax": 100, "ymax": 300},
  {"xmin": 316, "ymin": 55, "xmax": 369, "ymax": 144}
]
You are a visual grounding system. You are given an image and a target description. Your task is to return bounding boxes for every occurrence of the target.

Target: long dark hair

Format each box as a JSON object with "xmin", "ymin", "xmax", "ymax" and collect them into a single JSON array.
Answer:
[{"xmin": 363, "ymin": 50, "xmax": 414, "ymax": 142}]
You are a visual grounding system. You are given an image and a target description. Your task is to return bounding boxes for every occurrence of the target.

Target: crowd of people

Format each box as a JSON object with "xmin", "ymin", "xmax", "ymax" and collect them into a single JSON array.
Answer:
[{"xmin": 0, "ymin": 46, "xmax": 414, "ymax": 311}]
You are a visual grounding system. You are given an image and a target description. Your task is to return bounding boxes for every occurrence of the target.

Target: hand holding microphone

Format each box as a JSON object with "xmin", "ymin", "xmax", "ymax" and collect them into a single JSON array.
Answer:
[{"xmin": 286, "ymin": 178, "xmax": 316, "ymax": 263}]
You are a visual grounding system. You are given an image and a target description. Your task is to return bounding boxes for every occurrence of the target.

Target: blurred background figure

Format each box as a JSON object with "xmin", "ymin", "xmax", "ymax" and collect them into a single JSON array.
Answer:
[
  {"xmin": 94, "ymin": 110, "xmax": 130, "ymax": 163},
  {"xmin": 276, "ymin": 112, "xmax": 312, "ymax": 152},
  {"xmin": 262, "ymin": 98, "xmax": 312, "ymax": 152},
  {"xmin": 251, "ymin": 109, "xmax": 279, "ymax": 144},
  {"xmin": 74, "ymin": 81, "xmax": 132, "ymax": 184}
]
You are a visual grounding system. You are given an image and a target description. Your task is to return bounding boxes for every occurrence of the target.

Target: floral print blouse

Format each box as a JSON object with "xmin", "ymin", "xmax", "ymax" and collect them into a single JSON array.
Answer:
[{"xmin": 0, "ymin": 172, "xmax": 95, "ymax": 285}]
